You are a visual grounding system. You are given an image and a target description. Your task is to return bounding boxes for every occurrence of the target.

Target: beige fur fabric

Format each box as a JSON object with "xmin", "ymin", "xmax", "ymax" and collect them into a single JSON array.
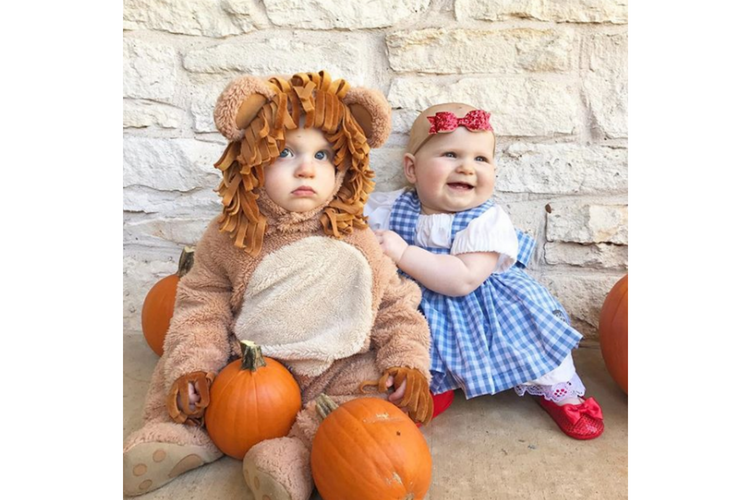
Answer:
[
  {"xmin": 125, "ymin": 72, "xmax": 429, "ymax": 498},
  {"xmin": 161, "ymin": 216, "xmax": 430, "ymax": 394},
  {"xmin": 342, "ymin": 86, "xmax": 391, "ymax": 148},
  {"xmin": 233, "ymin": 236, "xmax": 374, "ymax": 377},
  {"xmin": 213, "ymin": 76, "xmax": 276, "ymax": 142}
]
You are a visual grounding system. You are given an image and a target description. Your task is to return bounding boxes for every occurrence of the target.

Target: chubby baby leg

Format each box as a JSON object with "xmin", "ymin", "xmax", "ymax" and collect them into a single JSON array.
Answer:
[{"xmin": 123, "ymin": 357, "xmax": 222, "ymax": 497}]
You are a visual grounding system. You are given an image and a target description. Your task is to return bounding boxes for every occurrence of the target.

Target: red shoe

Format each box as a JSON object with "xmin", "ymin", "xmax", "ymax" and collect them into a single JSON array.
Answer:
[
  {"xmin": 431, "ymin": 390, "xmax": 455, "ymax": 419},
  {"xmin": 537, "ymin": 396, "xmax": 604, "ymax": 440}
]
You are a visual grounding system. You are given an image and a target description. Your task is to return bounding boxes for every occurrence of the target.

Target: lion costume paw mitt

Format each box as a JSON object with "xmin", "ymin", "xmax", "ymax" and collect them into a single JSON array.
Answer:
[{"xmin": 123, "ymin": 71, "xmax": 433, "ymax": 499}]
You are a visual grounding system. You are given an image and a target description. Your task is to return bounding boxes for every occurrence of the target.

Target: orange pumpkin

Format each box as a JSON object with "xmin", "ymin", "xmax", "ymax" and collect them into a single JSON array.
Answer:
[
  {"xmin": 599, "ymin": 274, "xmax": 628, "ymax": 394},
  {"xmin": 205, "ymin": 341, "xmax": 302, "ymax": 460},
  {"xmin": 141, "ymin": 247, "xmax": 194, "ymax": 356},
  {"xmin": 311, "ymin": 394, "xmax": 432, "ymax": 500}
]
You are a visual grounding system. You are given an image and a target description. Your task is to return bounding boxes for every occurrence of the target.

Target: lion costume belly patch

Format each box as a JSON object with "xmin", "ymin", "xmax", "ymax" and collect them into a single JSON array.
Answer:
[{"xmin": 233, "ymin": 236, "xmax": 374, "ymax": 377}]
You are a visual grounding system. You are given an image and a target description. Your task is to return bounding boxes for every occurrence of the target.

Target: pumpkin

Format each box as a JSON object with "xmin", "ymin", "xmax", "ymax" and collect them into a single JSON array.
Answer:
[
  {"xmin": 141, "ymin": 247, "xmax": 194, "ymax": 356},
  {"xmin": 599, "ymin": 274, "xmax": 628, "ymax": 394},
  {"xmin": 311, "ymin": 394, "xmax": 432, "ymax": 500},
  {"xmin": 205, "ymin": 340, "xmax": 302, "ymax": 460}
]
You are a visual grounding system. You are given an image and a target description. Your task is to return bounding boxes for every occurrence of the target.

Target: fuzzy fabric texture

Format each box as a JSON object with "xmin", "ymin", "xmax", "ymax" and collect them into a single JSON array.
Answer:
[
  {"xmin": 127, "ymin": 72, "xmax": 428, "ymax": 496},
  {"xmin": 214, "ymin": 72, "xmax": 392, "ymax": 148},
  {"xmin": 244, "ymin": 437, "xmax": 312, "ymax": 500},
  {"xmin": 160, "ymin": 215, "xmax": 430, "ymax": 393},
  {"xmin": 343, "ymin": 86, "xmax": 392, "ymax": 148},
  {"xmin": 127, "ymin": 210, "xmax": 430, "ymax": 495},
  {"xmin": 213, "ymin": 75, "xmax": 276, "ymax": 141},
  {"xmin": 234, "ymin": 236, "xmax": 374, "ymax": 377}
]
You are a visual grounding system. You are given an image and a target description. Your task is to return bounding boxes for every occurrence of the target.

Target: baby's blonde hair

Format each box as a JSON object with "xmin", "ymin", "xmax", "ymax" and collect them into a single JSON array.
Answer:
[{"xmin": 407, "ymin": 102, "xmax": 495, "ymax": 156}]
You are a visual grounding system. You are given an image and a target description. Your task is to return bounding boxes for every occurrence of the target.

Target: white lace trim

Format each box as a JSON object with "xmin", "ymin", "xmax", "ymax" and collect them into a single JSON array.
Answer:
[{"xmin": 514, "ymin": 373, "xmax": 586, "ymax": 403}]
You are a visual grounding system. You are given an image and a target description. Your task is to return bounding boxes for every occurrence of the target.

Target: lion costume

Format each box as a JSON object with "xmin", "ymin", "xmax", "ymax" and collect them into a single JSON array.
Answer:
[{"xmin": 123, "ymin": 71, "xmax": 433, "ymax": 499}]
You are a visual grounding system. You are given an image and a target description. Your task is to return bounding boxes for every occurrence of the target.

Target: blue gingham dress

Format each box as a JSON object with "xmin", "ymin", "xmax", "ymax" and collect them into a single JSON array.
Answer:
[{"xmin": 389, "ymin": 190, "xmax": 583, "ymax": 398}]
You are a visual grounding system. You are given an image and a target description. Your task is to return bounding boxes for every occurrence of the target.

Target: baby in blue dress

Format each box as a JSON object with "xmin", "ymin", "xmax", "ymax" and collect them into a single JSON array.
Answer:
[{"xmin": 365, "ymin": 102, "xmax": 604, "ymax": 439}]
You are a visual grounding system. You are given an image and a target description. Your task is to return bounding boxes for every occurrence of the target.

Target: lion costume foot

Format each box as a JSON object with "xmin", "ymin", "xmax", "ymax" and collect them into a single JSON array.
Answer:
[
  {"xmin": 243, "ymin": 437, "xmax": 313, "ymax": 500},
  {"xmin": 123, "ymin": 422, "xmax": 222, "ymax": 496}
]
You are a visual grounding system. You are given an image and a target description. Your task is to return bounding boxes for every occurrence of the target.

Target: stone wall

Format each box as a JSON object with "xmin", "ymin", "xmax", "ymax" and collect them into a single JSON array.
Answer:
[{"xmin": 123, "ymin": 0, "xmax": 628, "ymax": 341}]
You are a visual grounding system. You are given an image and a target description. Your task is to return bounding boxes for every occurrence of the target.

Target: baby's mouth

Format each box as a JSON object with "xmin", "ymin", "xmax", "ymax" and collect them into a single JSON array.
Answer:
[
  {"xmin": 447, "ymin": 182, "xmax": 474, "ymax": 191},
  {"xmin": 292, "ymin": 186, "xmax": 316, "ymax": 196}
]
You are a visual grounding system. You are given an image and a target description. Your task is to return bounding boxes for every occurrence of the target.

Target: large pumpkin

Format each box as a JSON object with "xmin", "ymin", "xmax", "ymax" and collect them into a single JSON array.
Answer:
[
  {"xmin": 141, "ymin": 247, "xmax": 194, "ymax": 356},
  {"xmin": 205, "ymin": 341, "xmax": 302, "ymax": 460},
  {"xmin": 311, "ymin": 394, "xmax": 432, "ymax": 500},
  {"xmin": 599, "ymin": 274, "xmax": 628, "ymax": 394}
]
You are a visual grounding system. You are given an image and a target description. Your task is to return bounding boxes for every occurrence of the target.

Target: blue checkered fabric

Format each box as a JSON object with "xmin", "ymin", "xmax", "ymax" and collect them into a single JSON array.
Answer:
[{"xmin": 390, "ymin": 190, "xmax": 582, "ymax": 398}]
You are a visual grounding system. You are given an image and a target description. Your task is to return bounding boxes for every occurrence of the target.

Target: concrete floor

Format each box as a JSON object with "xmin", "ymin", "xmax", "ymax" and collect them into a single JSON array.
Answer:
[{"xmin": 124, "ymin": 334, "xmax": 627, "ymax": 499}]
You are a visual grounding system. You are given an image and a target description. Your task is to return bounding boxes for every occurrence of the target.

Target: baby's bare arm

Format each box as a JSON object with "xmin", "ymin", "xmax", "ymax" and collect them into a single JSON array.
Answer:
[
  {"xmin": 375, "ymin": 229, "xmax": 498, "ymax": 297},
  {"xmin": 400, "ymin": 247, "xmax": 498, "ymax": 296}
]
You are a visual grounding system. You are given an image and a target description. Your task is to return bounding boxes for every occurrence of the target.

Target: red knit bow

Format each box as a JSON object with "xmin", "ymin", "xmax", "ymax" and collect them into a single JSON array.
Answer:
[
  {"xmin": 561, "ymin": 397, "xmax": 603, "ymax": 425},
  {"xmin": 427, "ymin": 110, "xmax": 493, "ymax": 135}
]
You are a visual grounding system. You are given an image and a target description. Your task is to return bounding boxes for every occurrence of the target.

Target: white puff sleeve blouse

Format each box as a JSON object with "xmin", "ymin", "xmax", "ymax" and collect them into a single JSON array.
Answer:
[{"xmin": 364, "ymin": 189, "xmax": 519, "ymax": 274}]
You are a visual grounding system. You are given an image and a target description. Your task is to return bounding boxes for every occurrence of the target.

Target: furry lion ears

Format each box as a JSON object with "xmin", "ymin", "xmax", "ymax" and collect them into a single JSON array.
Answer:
[{"xmin": 213, "ymin": 70, "xmax": 392, "ymax": 148}]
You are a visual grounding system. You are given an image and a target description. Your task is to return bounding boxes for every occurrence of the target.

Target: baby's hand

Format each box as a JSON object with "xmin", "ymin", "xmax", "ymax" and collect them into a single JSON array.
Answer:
[
  {"xmin": 384, "ymin": 375, "xmax": 408, "ymax": 407},
  {"xmin": 167, "ymin": 371, "xmax": 215, "ymax": 426},
  {"xmin": 374, "ymin": 230, "xmax": 409, "ymax": 264},
  {"xmin": 376, "ymin": 367, "xmax": 434, "ymax": 425},
  {"xmin": 177, "ymin": 381, "xmax": 203, "ymax": 413}
]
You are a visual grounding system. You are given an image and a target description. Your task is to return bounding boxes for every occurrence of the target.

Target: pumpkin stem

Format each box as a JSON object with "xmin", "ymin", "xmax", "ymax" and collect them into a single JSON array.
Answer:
[
  {"xmin": 315, "ymin": 393, "xmax": 339, "ymax": 420},
  {"xmin": 240, "ymin": 340, "xmax": 267, "ymax": 371},
  {"xmin": 177, "ymin": 247, "xmax": 195, "ymax": 278}
]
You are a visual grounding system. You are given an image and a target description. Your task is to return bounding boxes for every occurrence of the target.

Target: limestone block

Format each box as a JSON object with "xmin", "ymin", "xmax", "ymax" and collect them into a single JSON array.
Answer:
[
  {"xmin": 185, "ymin": 34, "xmax": 374, "ymax": 130},
  {"xmin": 264, "ymin": 0, "xmax": 429, "ymax": 29},
  {"xmin": 123, "ymin": 137, "xmax": 223, "ymax": 191},
  {"xmin": 123, "ymin": 186, "xmax": 222, "ymax": 215},
  {"xmin": 370, "ymin": 148, "xmax": 409, "ymax": 192},
  {"xmin": 123, "ymin": 100, "xmax": 183, "ymax": 129},
  {"xmin": 123, "ymin": 0, "xmax": 263, "ymax": 36},
  {"xmin": 497, "ymin": 144, "xmax": 627, "ymax": 194},
  {"xmin": 533, "ymin": 272, "xmax": 624, "ymax": 339},
  {"xmin": 545, "ymin": 242, "xmax": 628, "ymax": 268},
  {"xmin": 222, "ymin": 0, "xmax": 272, "ymax": 31},
  {"xmin": 547, "ymin": 202, "xmax": 628, "ymax": 244},
  {"xmin": 184, "ymin": 32, "xmax": 370, "ymax": 82},
  {"xmin": 124, "ymin": 38, "xmax": 178, "ymax": 102},
  {"xmin": 456, "ymin": 0, "xmax": 628, "ymax": 24},
  {"xmin": 584, "ymin": 32, "xmax": 628, "ymax": 139},
  {"xmin": 387, "ymin": 28, "xmax": 575, "ymax": 74},
  {"xmin": 124, "ymin": 217, "xmax": 213, "ymax": 248},
  {"xmin": 189, "ymin": 81, "xmax": 229, "ymax": 133},
  {"xmin": 388, "ymin": 77, "xmax": 579, "ymax": 137},
  {"xmin": 391, "ymin": 109, "xmax": 421, "ymax": 137}
]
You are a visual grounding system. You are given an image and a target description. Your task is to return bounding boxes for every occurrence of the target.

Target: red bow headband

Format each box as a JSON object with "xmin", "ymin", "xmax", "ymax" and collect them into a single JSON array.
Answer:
[{"xmin": 427, "ymin": 110, "xmax": 493, "ymax": 135}]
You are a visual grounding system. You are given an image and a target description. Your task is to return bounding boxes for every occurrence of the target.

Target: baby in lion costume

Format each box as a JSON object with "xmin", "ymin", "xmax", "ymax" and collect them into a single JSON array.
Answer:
[{"xmin": 123, "ymin": 70, "xmax": 433, "ymax": 499}]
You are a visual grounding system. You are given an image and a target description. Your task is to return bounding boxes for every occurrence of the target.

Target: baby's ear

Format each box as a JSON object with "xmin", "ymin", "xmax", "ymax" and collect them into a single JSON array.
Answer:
[
  {"xmin": 214, "ymin": 76, "xmax": 277, "ymax": 142},
  {"xmin": 403, "ymin": 153, "xmax": 418, "ymax": 184},
  {"xmin": 342, "ymin": 87, "xmax": 392, "ymax": 148}
]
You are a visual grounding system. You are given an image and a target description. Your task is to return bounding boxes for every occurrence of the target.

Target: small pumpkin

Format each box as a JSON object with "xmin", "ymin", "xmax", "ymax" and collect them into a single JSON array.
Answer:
[
  {"xmin": 311, "ymin": 394, "xmax": 432, "ymax": 500},
  {"xmin": 141, "ymin": 247, "xmax": 194, "ymax": 356},
  {"xmin": 599, "ymin": 274, "xmax": 628, "ymax": 394},
  {"xmin": 205, "ymin": 341, "xmax": 302, "ymax": 460}
]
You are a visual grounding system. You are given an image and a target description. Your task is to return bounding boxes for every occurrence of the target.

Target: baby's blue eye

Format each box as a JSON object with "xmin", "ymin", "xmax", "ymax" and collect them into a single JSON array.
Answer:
[
  {"xmin": 475, "ymin": 156, "xmax": 488, "ymax": 162},
  {"xmin": 315, "ymin": 151, "xmax": 328, "ymax": 160},
  {"xmin": 279, "ymin": 148, "xmax": 291, "ymax": 158},
  {"xmin": 443, "ymin": 152, "xmax": 456, "ymax": 158}
]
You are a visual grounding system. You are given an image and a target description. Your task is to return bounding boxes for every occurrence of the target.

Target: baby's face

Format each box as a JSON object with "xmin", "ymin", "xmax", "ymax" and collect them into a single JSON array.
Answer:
[
  {"xmin": 405, "ymin": 127, "xmax": 495, "ymax": 215},
  {"xmin": 264, "ymin": 126, "xmax": 337, "ymax": 213}
]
